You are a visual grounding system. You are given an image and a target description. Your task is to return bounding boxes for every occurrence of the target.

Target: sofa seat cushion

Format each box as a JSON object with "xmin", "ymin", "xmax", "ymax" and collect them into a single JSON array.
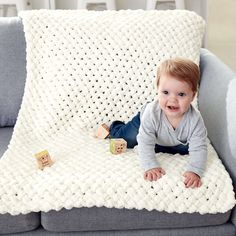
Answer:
[
  {"xmin": 0, "ymin": 212, "xmax": 40, "ymax": 234},
  {"xmin": 41, "ymin": 207, "xmax": 231, "ymax": 232},
  {"xmin": 0, "ymin": 127, "xmax": 40, "ymax": 234}
]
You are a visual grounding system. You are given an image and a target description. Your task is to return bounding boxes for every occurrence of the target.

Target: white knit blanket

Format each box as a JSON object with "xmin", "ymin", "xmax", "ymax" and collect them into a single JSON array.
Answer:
[{"xmin": 0, "ymin": 10, "xmax": 235, "ymax": 215}]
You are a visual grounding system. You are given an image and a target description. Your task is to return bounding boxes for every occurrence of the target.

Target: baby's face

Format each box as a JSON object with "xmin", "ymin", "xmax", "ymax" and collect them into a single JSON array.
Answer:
[{"xmin": 157, "ymin": 73, "xmax": 195, "ymax": 120}]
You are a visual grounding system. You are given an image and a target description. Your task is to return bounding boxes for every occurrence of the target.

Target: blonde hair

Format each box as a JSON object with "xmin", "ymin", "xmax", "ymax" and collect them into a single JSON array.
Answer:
[{"xmin": 156, "ymin": 58, "xmax": 200, "ymax": 93}]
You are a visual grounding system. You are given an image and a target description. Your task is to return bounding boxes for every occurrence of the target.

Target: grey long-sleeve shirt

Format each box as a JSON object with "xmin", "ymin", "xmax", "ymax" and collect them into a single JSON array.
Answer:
[{"xmin": 137, "ymin": 100, "xmax": 207, "ymax": 177}]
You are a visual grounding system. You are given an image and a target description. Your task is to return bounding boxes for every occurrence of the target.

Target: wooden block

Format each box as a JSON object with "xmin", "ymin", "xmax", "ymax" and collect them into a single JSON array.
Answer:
[
  {"xmin": 110, "ymin": 138, "xmax": 127, "ymax": 154},
  {"xmin": 35, "ymin": 150, "xmax": 54, "ymax": 170},
  {"xmin": 95, "ymin": 123, "xmax": 110, "ymax": 139}
]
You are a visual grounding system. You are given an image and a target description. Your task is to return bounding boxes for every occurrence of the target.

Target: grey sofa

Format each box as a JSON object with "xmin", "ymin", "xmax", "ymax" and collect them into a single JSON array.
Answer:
[{"xmin": 0, "ymin": 17, "xmax": 235, "ymax": 236}]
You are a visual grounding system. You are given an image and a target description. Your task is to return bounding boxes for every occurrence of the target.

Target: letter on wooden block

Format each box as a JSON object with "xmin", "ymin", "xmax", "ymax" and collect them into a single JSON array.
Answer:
[
  {"xmin": 110, "ymin": 138, "xmax": 127, "ymax": 154},
  {"xmin": 35, "ymin": 150, "xmax": 54, "ymax": 170}
]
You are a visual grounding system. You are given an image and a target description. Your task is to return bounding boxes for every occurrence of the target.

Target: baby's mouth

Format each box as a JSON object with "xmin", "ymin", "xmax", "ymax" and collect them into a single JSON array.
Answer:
[{"xmin": 167, "ymin": 106, "xmax": 179, "ymax": 111}]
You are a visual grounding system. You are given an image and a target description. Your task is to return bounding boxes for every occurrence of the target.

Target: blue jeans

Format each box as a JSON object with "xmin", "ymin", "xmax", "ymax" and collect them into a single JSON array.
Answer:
[{"xmin": 110, "ymin": 112, "xmax": 189, "ymax": 154}]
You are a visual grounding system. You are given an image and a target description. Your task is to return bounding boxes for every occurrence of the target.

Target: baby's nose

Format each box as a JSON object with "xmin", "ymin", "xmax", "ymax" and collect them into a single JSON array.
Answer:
[{"xmin": 169, "ymin": 94, "xmax": 178, "ymax": 102}]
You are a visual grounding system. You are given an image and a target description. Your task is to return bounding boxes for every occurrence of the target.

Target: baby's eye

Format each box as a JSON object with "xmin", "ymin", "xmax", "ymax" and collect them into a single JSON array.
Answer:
[
  {"xmin": 178, "ymin": 92, "xmax": 186, "ymax": 97},
  {"xmin": 162, "ymin": 91, "xmax": 168, "ymax": 95}
]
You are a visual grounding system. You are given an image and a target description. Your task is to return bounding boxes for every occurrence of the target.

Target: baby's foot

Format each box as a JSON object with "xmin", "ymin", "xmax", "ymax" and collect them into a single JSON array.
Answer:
[{"xmin": 95, "ymin": 123, "xmax": 110, "ymax": 139}]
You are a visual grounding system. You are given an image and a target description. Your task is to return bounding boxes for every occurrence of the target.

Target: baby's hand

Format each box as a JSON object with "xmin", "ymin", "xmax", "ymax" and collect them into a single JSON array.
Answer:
[
  {"xmin": 183, "ymin": 171, "xmax": 202, "ymax": 188},
  {"xmin": 144, "ymin": 167, "xmax": 166, "ymax": 181}
]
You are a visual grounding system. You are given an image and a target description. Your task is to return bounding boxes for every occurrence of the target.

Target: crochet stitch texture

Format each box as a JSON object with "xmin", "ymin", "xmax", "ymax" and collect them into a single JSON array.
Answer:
[{"xmin": 0, "ymin": 10, "xmax": 235, "ymax": 215}]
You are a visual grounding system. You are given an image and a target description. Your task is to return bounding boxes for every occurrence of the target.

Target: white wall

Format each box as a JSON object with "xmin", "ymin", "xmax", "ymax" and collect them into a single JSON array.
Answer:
[{"xmin": 207, "ymin": 0, "xmax": 236, "ymax": 72}]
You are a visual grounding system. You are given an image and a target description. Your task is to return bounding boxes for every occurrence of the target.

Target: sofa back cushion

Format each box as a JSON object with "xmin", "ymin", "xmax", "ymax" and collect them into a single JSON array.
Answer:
[
  {"xmin": 0, "ymin": 17, "xmax": 26, "ymax": 127},
  {"xmin": 20, "ymin": 10, "xmax": 205, "ymax": 131}
]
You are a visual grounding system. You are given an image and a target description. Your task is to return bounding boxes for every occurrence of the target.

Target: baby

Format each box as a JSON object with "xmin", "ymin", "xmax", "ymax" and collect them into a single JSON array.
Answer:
[{"xmin": 110, "ymin": 58, "xmax": 207, "ymax": 188}]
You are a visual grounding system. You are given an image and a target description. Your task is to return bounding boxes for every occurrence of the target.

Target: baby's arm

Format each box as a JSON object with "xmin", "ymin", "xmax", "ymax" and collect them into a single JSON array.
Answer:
[
  {"xmin": 137, "ymin": 104, "xmax": 164, "ymax": 181},
  {"xmin": 185, "ymin": 115, "xmax": 207, "ymax": 187}
]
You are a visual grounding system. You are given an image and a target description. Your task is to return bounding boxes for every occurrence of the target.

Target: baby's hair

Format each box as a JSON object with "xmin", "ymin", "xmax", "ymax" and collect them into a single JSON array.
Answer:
[{"xmin": 156, "ymin": 58, "xmax": 200, "ymax": 93}]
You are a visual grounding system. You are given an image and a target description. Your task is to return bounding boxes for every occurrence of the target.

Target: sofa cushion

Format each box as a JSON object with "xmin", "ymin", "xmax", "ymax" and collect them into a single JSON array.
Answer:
[
  {"xmin": 227, "ymin": 79, "xmax": 236, "ymax": 162},
  {"xmin": 0, "ymin": 212, "xmax": 40, "ymax": 235},
  {"xmin": 4, "ymin": 225, "xmax": 236, "ymax": 236},
  {"xmin": 0, "ymin": 17, "xmax": 26, "ymax": 127},
  {"xmin": 199, "ymin": 49, "xmax": 236, "ymax": 224},
  {"xmin": 0, "ymin": 127, "xmax": 13, "ymax": 157},
  {"xmin": 226, "ymin": 78, "xmax": 236, "ymax": 226},
  {"xmin": 0, "ymin": 127, "xmax": 40, "ymax": 234},
  {"xmin": 19, "ymin": 10, "xmax": 205, "ymax": 132},
  {"xmin": 41, "ymin": 207, "xmax": 231, "ymax": 232}
]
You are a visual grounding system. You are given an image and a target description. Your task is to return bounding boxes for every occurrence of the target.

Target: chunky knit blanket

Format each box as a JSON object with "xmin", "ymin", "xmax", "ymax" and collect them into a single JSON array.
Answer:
[{"xmin": 0, "ymin": 10, "xmax": 235, "ymax": 215}]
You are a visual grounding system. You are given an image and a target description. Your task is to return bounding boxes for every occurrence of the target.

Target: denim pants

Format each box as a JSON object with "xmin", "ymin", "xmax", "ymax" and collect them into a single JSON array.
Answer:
[{"xmin": 109, "ymin": 112, "xmax": 189, "ymax": 154}]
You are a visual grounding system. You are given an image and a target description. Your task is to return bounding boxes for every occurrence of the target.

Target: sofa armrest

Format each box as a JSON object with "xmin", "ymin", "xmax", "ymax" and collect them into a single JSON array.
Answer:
[{"xmin": 199, "ymin": 48, "xmax": 236, "ymax": 225}]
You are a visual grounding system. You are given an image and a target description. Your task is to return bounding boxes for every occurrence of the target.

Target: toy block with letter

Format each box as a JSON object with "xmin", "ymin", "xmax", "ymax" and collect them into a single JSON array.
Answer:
[
  {"xmin": 110, "ymin": 138, "xmax": 127, "ymax": 154},
  {"xmin": 95, "ymin": 123, "xmax": 110, "ymax": 139},
  {"xmin": 35, "ymin": 150, "xmax": 54, "ymax": 170}
]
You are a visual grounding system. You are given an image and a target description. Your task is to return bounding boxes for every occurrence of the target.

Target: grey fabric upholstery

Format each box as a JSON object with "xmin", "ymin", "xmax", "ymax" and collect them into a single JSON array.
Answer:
[
  {"xmin": 199, "ymin": 49, "xmax": 236, "ymax": 226},
  {"xmin": 0, "ymin": 17, "xmax": 26, "ymax": 127},
  {"xmin": 0, "ymin": 127, "xmax": 13, "ymax": 157},
  {"xmin": 226, "ymin": 79, "xmax": 236, "ymax": 160},
  {"xmin": 0, "ymin": 213, "xmax": 40, "ymax": 235},
  {"xmin": 199, "ymin": 49, "xmax": 236, "ymax": 186},
  {"xmin": 0, "ymin": 128, "xmax": 40, "ymax": 234},
  {"xmin": 8, "ymin": 224, "xmax": 236, "ymax": 236},
  {"xmin": 232, "ymin": 209, "xmax": 236, "ymax": 227},
  {"xmin": 41, "ymin": 207, "xmax": 231, "ymax": 232}
]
